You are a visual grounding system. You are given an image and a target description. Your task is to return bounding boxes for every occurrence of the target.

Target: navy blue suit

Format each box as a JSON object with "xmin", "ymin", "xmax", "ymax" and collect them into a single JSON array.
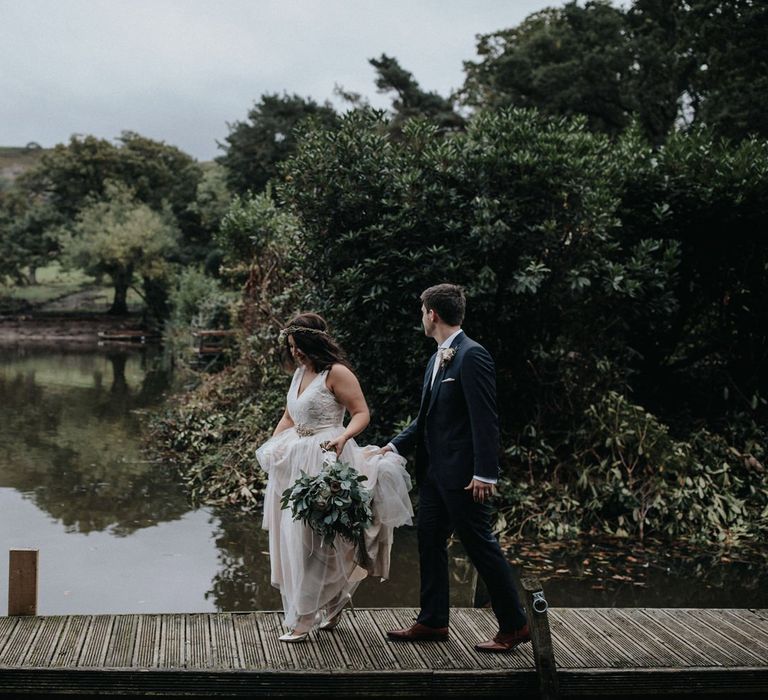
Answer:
[{"xmin": 392, "ymin": 331, "xmax": 527, "ymax": 632}]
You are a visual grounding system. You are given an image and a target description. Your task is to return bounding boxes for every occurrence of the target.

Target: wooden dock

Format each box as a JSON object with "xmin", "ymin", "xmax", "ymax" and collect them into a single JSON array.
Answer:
[{"xmin": 1, "ymin": 608, "xmax": 767, "ymax": 696}]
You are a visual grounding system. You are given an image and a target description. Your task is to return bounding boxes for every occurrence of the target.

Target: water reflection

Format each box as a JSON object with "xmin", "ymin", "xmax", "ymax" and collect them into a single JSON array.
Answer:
[
  {"xmin": 0, "ymin": 345, "xmax": 186, "ymax": 535},
  {"xmin": 0, "ymin": 344, "xmax": 472, "ymax": 614},
  {"xmin": 203, "ymin": 509, "xmax": 473, "ymax": 612}
]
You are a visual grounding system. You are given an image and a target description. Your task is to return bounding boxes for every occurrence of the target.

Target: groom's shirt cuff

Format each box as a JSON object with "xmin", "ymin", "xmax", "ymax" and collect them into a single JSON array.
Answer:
[{"xmin": 386, "ymin": 442, "xmax": 399, "ymax": 455}]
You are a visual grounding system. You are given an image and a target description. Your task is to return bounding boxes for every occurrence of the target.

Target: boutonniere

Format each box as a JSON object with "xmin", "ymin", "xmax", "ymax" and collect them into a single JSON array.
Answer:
[{"xmin": 439, "ymin": 347, "xmax": 457, "ymax": 369}]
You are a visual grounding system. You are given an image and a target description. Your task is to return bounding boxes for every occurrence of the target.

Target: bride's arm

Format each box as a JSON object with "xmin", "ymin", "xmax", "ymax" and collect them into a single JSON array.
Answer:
[
  {"xmin": 324, "ymin": 364, "xmax": 370, "ymax": 455},
  {"xmin": 272, "ymin": 406, "xmax": 295, "ymax": 437}
]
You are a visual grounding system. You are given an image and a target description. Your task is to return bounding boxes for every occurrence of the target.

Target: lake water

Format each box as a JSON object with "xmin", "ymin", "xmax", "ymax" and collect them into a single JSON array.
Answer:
[
  {"xmin": 0, "ymin": 345, "xmax": 765, "ymax": 615},
  {"xmin": 0, "ymin": 345, "xmax": 470, "ymax": 615}
]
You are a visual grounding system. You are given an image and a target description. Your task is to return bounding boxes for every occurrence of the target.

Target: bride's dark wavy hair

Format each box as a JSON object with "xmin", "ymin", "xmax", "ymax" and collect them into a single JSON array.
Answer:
[{"xmin": 281, "ymin": 312, "xmax": 354, "ymax": 373}]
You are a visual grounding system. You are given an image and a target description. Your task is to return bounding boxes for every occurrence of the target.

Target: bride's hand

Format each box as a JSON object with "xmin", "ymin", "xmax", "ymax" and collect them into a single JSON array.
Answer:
[{"xmin": 324, "ymin": 435, "xmax": 348, "ymax": 456}]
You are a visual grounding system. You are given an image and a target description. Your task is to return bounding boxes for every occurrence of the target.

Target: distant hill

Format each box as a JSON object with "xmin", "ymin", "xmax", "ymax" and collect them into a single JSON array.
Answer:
[{"xmin": 0, "ymin": 144, "xmax": 49, "ymax": 183}]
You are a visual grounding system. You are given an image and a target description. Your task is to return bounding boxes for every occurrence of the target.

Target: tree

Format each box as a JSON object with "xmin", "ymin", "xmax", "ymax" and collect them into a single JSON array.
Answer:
[
  {"xmin": 0, "ymin": 178, "xmax": 64, "ymax": 285},
  {"xmin": 462, "ymin": 2, "xmax": 637, "ymax": 135},
  {"xmin": 20, "ymin": 132, "xmax": 207, "ymax": 263},
  {"xmin": 625, "ymin": 0, "xmax": 698, "ymax": 143},
  {"xmin": 62, "ymin": 183, "xmax": 180, "ymax": 314},
  {"xmin": 686, "ymin": 0, "xmax": 768, "ymax": 140},
  {"xmin": 189, "ymin": 162, "xmax": 232, "ymax": 276},
  {"xmin": 2, "ymin": 200, "xmax": 64, "ymax": 284},
  {"xmin": 368, "ymin": 54, "xmax": 465, "ymax": 132},
  {"xmin": 461, "ymin": 0, "xmax": 768, "ymax": 143},
  {"xmin": 217, "ymin": 93, "xmax": 338, "ymax": 195}
]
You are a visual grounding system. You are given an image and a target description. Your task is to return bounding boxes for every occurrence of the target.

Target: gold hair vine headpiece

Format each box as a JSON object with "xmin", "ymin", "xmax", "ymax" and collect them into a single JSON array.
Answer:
[{"xmin": 278, "ymin": 325, "xmax": 329, "ymax": 342}]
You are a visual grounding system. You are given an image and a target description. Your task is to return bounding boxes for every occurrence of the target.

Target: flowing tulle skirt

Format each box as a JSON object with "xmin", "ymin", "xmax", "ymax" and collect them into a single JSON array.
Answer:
[{"xmin": 256, "ymin": 426, "xmax": 413, "ymax": 630}]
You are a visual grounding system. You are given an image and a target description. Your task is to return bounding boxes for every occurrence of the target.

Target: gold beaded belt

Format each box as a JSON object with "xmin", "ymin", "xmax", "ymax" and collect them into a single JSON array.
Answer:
[{"xmin": 294, "ymin": 423, "xmax": 338, "ymax": 437}]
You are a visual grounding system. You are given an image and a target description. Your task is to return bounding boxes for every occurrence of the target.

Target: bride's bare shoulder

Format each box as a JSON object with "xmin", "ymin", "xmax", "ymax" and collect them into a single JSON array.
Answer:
[
  {"xmin": 325, "ymin": 363, "xmax": 358, "ymax": 390},
  {"xmin": 327, "ymin": 362, "xmax": 354, "ymax": 377}
]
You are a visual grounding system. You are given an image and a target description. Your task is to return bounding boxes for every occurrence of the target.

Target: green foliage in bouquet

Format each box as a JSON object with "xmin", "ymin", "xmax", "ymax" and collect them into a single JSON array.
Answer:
[{"xmin": 280, "ymin": 454, "xmax": 373, "ymax": 550}]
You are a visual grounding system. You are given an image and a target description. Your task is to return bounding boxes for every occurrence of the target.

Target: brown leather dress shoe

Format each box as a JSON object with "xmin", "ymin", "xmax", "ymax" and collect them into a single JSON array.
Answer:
[
  {"xmin": 387, "ymin": 622, "xmax": 449, "ymax": 641},
  {"xmin": 474, "ymin": 624, "xmax": 531, "ymax": 653}
]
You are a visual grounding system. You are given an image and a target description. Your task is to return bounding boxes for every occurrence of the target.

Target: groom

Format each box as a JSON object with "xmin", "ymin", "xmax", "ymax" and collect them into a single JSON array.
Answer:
[{"xmin": 381, "ymin": 284, "xmax": 530, "ymax": 653}]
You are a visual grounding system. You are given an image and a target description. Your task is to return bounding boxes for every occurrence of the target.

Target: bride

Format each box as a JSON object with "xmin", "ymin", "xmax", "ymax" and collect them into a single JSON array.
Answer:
[{"xmin": 255, "ymin": 312, "xmax": 413, "ymax": 642}]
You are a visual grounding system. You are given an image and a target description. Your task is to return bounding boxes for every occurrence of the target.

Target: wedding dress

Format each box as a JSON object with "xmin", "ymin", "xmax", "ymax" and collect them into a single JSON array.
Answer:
[{"xmin": 256, "ymin": 366, "xmax": 413, "ymax": 631}]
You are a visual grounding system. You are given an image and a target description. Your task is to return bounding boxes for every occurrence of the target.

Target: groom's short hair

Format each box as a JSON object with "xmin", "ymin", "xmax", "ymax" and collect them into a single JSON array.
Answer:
[{"xmin": 421, "ymin": 284, "xmax": 466, "ymax": 326}]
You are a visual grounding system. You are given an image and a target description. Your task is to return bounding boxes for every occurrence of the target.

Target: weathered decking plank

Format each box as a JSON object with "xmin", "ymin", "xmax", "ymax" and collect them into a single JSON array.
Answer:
[
  {"xmin": 50, "ymin": 615, "xmax": 89, "ymax": 668},
  {"xmin": 689, "ymin": 609, "xmax": 768, "ymax": 660},
  {"xmin": 576, "ymin": 609, "xmax": 663, "ymax": 668},
  {"xmin": 131, "ymin": 613, "xmax": 160, "ymax": 668},
  {"xmin": 185, "ymin": 613, "xmax": 210, "ymax": 669},
  {"xmin": 209, "ymin": 612, "xmax": 238, "ymax": 670},
  {"xmin": 254, "ymin": 611, "xmax": 293, "ymax": 670},
  {"xmin": 453, "ymin": 608, "xmax": 534, "ymax": 670},
  {"xmin": 622, "ymin": 608, "xmax": 717, "ymax": 667},
  {"xmin": 0, "ymin": 608, "xmax": 766, "ymax": 697},
  {"xmin": 0, "ymin": 615, "xmax": 42, "ymax": 666},
  {"xmin": 232, "ymin": 612, "xmax": 267, "ymax": 670},
  {"xmin": 646, "ymin": 609, "xmax": 757, "ymax": 666},
  {"xmin": 324, "ymin": 612, "xmax": 376, "ymax": 670},
  {"xmin": 346, "ymin": 609, "xmax": 400, "ymax": 671},
  {"xmin": 78, "ymin": 614, "xmax": 113, "ymax": 668},
  {"xmin": 598, "ymin": 608, "xmax": 692, "ymax": 667},
  {"xmin": 450, "ymin": 609, "xmax": 513, "ymax": 670},
  {"xmin": 720, "ymin": 609, "xmax": 768, "ymax": 649},
  {"xmin": 368, "ymin": 607, "xmax": 429, "ymax": 670},
  {"xmin": 23, "ymin": 615, "xmax": 66, "ymax": 667},
  {"xmin": 160, "ymin": 614, "xmax": 184, "ymax": 669},
  {"xmin": 0, "ymin": 617, "xmax": 18, "ymax": 659},
  {"xmin": 104, "ymin": 614, "xmax": 137, "ymax": 668}
]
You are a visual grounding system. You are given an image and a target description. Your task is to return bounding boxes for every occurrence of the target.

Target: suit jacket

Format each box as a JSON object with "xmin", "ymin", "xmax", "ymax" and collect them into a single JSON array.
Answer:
[{"xmin": 391, "ymin": 331, "xmax": 500, "ymax": 489}]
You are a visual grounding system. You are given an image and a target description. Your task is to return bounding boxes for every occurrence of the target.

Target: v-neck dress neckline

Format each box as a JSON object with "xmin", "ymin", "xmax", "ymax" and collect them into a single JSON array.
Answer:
[{"xmin": 296, "ymin": 366, "xmax": 322, "ymax": 399}]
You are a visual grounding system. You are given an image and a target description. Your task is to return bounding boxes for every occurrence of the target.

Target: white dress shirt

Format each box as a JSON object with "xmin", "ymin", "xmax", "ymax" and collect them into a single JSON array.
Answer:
[
  {"xmin": 389, "ymin": 328, "xmax": 497, "ymax": 485},
  {"xmin": 431, "ymin": 328, "xmax": 464, "ymax": 387}
]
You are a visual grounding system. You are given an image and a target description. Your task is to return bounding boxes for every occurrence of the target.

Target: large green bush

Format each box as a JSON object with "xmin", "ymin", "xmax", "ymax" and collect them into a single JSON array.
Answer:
[
  {"xmin": 273, "ymin": 107, "xmax": 766, "ymax": 544},
  {"xmin": 616, "ymin": 126, "xmax": 768, "ymax": 434},
  {"xmin": 278, "ymin": 108, "xmax": 679, "ymax": 445},
  {"xmin": 154, "ymin": 107, "xmax": 768, "ymax": 547},
  {"xmin": 498, "ymin": 391, "xmax": 767, "ymax": 544}
]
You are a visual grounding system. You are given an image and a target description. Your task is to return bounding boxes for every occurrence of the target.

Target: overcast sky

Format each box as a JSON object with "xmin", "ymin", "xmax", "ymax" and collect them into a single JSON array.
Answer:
[{"xmin": 1, "ymin": 0, "xmax": 573, "ymax": 161}]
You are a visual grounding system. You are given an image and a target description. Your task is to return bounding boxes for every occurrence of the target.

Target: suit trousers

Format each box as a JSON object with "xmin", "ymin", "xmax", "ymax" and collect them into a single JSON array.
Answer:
[{"xmin": 415, "ymin": 472, "xmax": 528, "ymax": 632}]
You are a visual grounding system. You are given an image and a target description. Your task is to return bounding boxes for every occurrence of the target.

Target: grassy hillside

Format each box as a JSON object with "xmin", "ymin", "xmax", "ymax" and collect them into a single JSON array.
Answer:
[
  {"xmin": 0, "ymin": 144, "xmax": 49, "ymax": 183},
  {"xmin": 0, "ymin": 262, "xmax": 144, "ymax": 314}
]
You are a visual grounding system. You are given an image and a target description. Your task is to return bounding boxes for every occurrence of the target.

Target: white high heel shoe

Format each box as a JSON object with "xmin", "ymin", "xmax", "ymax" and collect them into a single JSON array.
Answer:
[
  {"xmin": 319, "ymin": 593, "xmax": 352, "ymax": 631},
  {"xmin": 318, "ymin": 610, "xmax": 343, "ymax": 631},
  {"xmin": 278, "ymin": 630, "xmax": 310, "ymax": 643}
]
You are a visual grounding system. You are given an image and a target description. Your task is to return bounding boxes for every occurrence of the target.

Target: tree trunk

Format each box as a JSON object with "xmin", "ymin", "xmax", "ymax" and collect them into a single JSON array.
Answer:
[
  {"xmin": 108, "ymin": 353, "xmax": 128, "ymax": 395},
  {"xmin": 141, "ymin": 275, "xmax": 170, "ymax": 329},
  {"xmin": 108, "ymin": 267, "xmax": 132, "ymax": 315}
]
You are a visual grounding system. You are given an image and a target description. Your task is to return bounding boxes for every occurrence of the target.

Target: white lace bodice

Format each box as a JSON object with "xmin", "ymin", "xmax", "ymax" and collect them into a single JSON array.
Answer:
[{"xmin": 287, "ymin": 367, "xmax": 345, "ymax": 433}]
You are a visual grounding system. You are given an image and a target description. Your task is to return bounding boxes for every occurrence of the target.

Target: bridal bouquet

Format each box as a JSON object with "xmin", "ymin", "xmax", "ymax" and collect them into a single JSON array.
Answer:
[{"xmin": 280, "ymin": 447, "xmax": 373, "ymax": 562}]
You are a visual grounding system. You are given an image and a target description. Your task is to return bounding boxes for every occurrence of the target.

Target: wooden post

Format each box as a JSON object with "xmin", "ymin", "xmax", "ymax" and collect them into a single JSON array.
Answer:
[
  {"xmin": 8, "ymin": 549, "xmax": 38, "ymax": 616},
  {"xmin": 521, "ymin": 575, "xmax": 559, "ymax": 700}
]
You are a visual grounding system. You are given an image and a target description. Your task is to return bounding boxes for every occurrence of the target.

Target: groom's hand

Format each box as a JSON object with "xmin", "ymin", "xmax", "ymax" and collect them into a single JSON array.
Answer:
[
  {"xmin": 374, "ymin": 446, "xmax": 393, "ymax": 456},
  {"xmin": 465, "ymin": 478, "xmax": 495, "ymax": 503}
]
